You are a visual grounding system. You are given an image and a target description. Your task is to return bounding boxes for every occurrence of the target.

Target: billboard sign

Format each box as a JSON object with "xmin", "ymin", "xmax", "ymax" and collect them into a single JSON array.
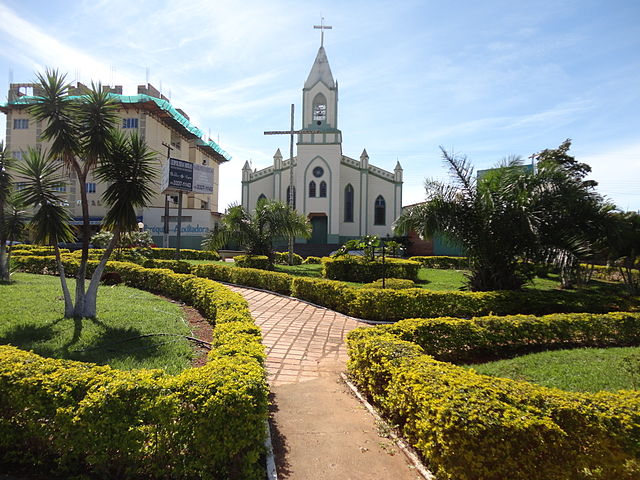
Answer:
[{"xmin": 161, "ymin": 158, "xmax": 213, "ymax": 194}]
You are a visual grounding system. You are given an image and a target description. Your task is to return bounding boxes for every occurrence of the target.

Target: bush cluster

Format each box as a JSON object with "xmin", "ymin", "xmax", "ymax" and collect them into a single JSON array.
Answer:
[
  {"xmin": 322, "ymin": 256, "xmax": 420, "ymax": 283},
  {"xmin": 363, "ymin": 278, "xmax": 416, "ymax": 290},
  {"xmin": 302, "ymin": 256, "xmax": 322, "ymax": 264},
  {"xmin": 347, "ymin": 317, "xmax": 640, "ymax": 480},
  {"xmin": 273, "ymin": 251, "xmax": 303, "ymax": 265},
  {"xmin": 1, "ymin": 260, "xmax": 267, "ymax": 479},
  {"xmin": 194, "ymin": 263, "xmax": 292, "ymax": 296},
  {"xmin": 234, "ymin": 255, "xmax": 271, "ymax": 270},
  {"xmin": 148, "ymin": 248, "xmax": 220, "ymax": 261},
  {"xmin": 9, "ymin": 247, "xmax": 70, "ymax": 256},
  {"xmin": 408, "ymin": 255, "xmax": 469, "ymax": 269}
]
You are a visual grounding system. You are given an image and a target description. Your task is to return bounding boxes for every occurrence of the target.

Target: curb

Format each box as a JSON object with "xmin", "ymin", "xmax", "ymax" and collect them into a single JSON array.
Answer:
[
  {"xmin": 264, "ymin": 419, "xmax": 278, "ymax": 480},
  {"xmin": 340, "ymin": 373, "xmax": 436, "ymax": 480}
]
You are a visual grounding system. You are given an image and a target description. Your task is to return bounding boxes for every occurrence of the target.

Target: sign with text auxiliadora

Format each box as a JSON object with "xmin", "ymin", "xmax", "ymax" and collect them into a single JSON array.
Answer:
[{"xmin": 161, "ymin": 158, "xmax": 213, "ymax": 194}]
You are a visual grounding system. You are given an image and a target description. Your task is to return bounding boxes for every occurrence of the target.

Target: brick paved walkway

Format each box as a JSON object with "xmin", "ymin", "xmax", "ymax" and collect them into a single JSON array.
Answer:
[
  {"xmin": 229, "ymin": 285, "xmax": 423, "ymax": 480},
  {"xmin": 228, "ymin": 286, "xmax": 361, "ymax": 386}
]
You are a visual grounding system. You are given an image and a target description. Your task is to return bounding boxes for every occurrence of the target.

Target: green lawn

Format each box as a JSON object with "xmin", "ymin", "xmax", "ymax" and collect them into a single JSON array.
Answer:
[
  {"xmin": 470, "ymin": 347, "xmax": 640, "ymax": 393},
  {"xmin": 0, "ymin": 273, "xmax": 194, "ymax": 374}
]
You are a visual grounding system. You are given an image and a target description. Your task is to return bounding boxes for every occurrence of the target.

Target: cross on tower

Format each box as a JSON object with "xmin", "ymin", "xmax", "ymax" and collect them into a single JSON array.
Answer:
[{"xmin": 313, "ymin": 17, "xmax": 332, "ymax": 47}]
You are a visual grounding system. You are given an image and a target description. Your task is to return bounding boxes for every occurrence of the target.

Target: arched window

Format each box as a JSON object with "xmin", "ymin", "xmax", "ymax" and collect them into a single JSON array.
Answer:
[
  {"xmin": 319, "ymin": 181, "xmax": 327, "ymax": 198},
  {"xmin": 286, "ymin": 185, "xmax": 296, "ymax": 210},
  {"xmin": 309, "ymin": 181, "xmax": 316, "ymax": 197},
  {"xmin": 257, "ymin": 193, "xmax": 267, "ymax": 203},
  {"xmin": 374, "ymin": 195, "xmax": 386, "ymax": 225},
  {"xmin": 344, "ymin": 184, "xmax": 354, "ymax": 222},
  {"xmin": 312, "ymin": 93, "xmax": 327, "ymax": 125}
]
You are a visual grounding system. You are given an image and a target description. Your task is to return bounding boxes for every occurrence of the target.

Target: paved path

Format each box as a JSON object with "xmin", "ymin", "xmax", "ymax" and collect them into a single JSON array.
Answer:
[{"xmin": 229, "ymin": 286, "xmax": 422, "ymax": 480}]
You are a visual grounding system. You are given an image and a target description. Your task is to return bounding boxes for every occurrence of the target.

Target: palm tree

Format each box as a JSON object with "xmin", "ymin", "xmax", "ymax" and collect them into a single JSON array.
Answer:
[
  {"xmin": 203, "ymin": 199, "xmax": 311, "ymax": 265},
  {"xmin": 15, "ymin": 148, "xmax": 76, "ymax": 315},
  {"xmin": 82, "ymin": 131, "xmax": 156, "ymax": 317},
  {"xmin": 29, "ymin": 69, "xmax": 118, "ymax": 317},
  {"xmin": 2, "ymin": 194, "xmax": 27, "ymax": 279}
]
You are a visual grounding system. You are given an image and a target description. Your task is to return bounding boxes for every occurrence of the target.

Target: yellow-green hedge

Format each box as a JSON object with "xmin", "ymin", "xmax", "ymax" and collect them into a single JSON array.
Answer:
[
  {"xmin": 234, "ymin": 255, "xmax": 271, "ymax": 270},
  {"xmin": 408, "ymin": 255, "xmax": 469, "ymax": 269},
  {"xmin": 16, "ymin": 255, "xmax": 639, "ymax": 320},
  {"xmin": 148, "ymin": 247, "xmax": 220, "ymax": 261},
  {"xmin": 9, "ymin": 247, "xmax": 70, "ymax": 256},
  {"xmin": 1, "ymin": 260, "xmax": 267, "ymax": 479},
  {"xmin": 347, "ymin": 327, "xmax": 640, "ymax": 480},
  {"xmin": 322, "ymin": 256, "xmax": 420, "ymax": 283}
]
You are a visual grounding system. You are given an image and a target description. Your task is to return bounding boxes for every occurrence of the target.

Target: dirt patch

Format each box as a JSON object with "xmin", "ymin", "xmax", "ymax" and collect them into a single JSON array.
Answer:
[{"xmin": 158, "ymin": 296, "xmax": 213, "ymax": 368}]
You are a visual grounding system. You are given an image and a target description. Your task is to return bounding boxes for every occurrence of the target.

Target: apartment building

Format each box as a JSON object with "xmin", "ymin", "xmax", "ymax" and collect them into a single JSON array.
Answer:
[{"xmin": 1, "ymin": 82, "xmax": 231, "ymax": 249}]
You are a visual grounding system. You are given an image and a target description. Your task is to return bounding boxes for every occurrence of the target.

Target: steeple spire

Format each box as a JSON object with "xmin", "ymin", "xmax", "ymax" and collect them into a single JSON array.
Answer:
[{"xmin": 313, "ymin": 17, "xmax": 332, "ymax": 48}]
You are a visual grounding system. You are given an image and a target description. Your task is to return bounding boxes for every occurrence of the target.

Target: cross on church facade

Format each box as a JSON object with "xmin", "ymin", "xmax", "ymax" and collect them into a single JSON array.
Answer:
[{"xmin": 314, "ymin": 17, "xmax": 332, "ymax": 47}]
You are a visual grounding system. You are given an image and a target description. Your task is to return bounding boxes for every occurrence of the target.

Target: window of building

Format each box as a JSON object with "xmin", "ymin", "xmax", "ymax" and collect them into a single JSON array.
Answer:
[
  {"xmin": 286, "ymin": 186, "xmax": 296, "ymax": 210},
  {"xmin": 319, "ymin": 181, "xmax": 327, "ymax": 198},
  {"xmin": 53, "ymin": 184, "xmax": 67, "ymax": 193},
  {"xmin": 344, "ymin": 184, "xmax": 354, "ymax": 222},
  {"xmin": 122, "ymin": 118, "xmax": 138, "ymax": 129},
  {"xmin": 11, "ymin": 151, "xmax": 23, "ymax": 160},
  {"xmin": 257, "ymin": 193, "xmax": 267, "ymax": 203},
  {"xmin": 13, "ymin": 119, "xmax": 29, "ymax": 129},
  {"xmin": 15, "ymin": 182, "xmax": 27, "ymax": 191},
  {"xmin": 86, "ymin": 183, "xmax": 97, "ymax": 193},
  {"xmin": 374, "ymin": 195, "xmax": 386, "ymax": 225},
  {"xmin": 201, "ymin": 200, "xmax": 209, "ymax": 210},
  {"xmin": 309, "ymin": 181, "xmax": 316, "ymax": 197}
]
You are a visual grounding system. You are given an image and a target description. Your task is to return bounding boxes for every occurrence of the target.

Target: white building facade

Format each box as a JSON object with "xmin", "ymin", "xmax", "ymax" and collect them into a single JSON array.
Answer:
[{"xmin": 241, "ymin": 44, "xmax": 403, "ymax": 246}]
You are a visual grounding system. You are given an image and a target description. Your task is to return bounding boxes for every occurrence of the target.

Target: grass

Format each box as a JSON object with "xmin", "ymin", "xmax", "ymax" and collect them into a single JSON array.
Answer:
[
  {"xmin": 0, "ymin": 273, "xmax": 194, "ymax": 374},
  {"xmin": 470, "ymin": 346, "xmax": 640, "ymax": 393}
]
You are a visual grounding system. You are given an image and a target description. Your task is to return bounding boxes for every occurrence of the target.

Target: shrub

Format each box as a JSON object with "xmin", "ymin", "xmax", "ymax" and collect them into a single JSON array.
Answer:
[
  {"xmin": 141, "ymin": 258, "xmax": 193, "ymax": 274},
  {"xmin": 0, "ymin": 261, "xmax": 268, "ymax": 479},
  {"xmin": 193, "ymin": 262, "xmax": 292, "ymax": 296},
  {"xmin": 10, "ymin": 247, "xmax": 69, "ymax": 257},
  {"xmin": 364, "ymin": 278, "xmax": 415, "ymax": 289},
  {"xmin": 347, "ymin": 326, "xmax": 640, "ymax": 480},
  {"xmin": 291, "ymin": 277, "xmax": 354, "ymax": 312},
  {"xmin": 409, "ymin": 255, "xmax": 469, "ymax": 269},
  {"xmin": 302, "ymin": 256, "xmax": 322, "ymax": 264},
  {"xmin": 274, "ymin": 251, "xmax": 303, "ymax": 265},
  {"xmin": 322, "ymin": 256, "xmax": 420, "ymax": 283},
  {"xmin": 147, "ymin": 248, "xmax": 220, "ymax": 261},
  {"xmin": 234, "ymin": 255, "xmax": 271, "ymax": 270}
]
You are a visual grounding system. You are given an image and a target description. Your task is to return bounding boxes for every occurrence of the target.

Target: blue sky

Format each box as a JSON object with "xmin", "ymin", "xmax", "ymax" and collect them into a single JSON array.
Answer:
[{"xmin": 1, "ymin": 0, "xmax": 638, "ymax": 211}]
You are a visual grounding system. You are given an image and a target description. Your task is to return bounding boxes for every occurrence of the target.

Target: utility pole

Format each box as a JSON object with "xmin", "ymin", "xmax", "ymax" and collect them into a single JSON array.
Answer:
[
  {"xmin": 264, "ymin": 105, "xmax": 324, "ymax": 265},
  {"xmin": 161, "ymin": 142, "xmax": 173, "ymax": 249}
]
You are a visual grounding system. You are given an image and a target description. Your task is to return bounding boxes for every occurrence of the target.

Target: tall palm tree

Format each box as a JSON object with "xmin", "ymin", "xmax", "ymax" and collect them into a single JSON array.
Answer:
[
  {"xmin": 29, "ymin": 69, "xmax": 118, "ymax": 316},
  {"xmin": 203, "ymin": 199, "xmax": 311, "ymax": 265},
  {"xmin": 82, "ymin": 131, "xmax": 157, "ymax": 318},
  {"xmin": 15, "ymin": 148, "xmax": 76, "ymax": 315},
  {"xmin": 2, "ymin": 193, "xmax": 27, "ymax": 279}
]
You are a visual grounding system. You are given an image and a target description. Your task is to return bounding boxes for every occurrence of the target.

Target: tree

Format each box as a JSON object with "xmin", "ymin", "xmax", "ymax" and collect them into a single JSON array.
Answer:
[
  {"xmin": 533, "ymin": 140, "xmax": 615, "ymax": 288},
  {"xmin": 81, "ymin": 131, "xmax": 156, "ymax": 317},
  {"xmin": 15, "ymin": 148, "xmax": 76, "ymax": 315},
  {"xmin": 603, "ymin": 211, "xmax": 640, "ymax": 293},
  {"xmin": 28, "ymin": 69, "xmax": 118, "ymax": 317},
  {"xmin": 394, "ymin": 145, "xmax": 610, "ymax": 291},
  {"xmin": 202, "ymin": 199, "xmax": 311, "ymax": 265}
]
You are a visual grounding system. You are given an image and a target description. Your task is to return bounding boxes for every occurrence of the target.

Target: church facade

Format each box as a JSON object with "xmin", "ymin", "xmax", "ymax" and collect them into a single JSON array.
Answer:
[{"xmin": 241, "ymin": 42, "xmax": 402, "ymax": 246}]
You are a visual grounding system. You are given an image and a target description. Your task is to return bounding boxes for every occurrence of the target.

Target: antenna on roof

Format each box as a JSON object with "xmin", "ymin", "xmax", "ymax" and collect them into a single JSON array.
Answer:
[
  {"xmin": 8, "ymin": 69, "xmax": 13, "ymax": 85},
  {"xmin": 145, "ymin": 67, "xmax": 149, "ymax": 86}
]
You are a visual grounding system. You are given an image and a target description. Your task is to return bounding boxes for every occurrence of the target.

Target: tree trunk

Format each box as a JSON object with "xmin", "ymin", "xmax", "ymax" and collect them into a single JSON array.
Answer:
[
  {"xmin": 73, "ymin": 168, "xmax": 90, "ymax": 317},
  {"xmin": 54, "ymin": 245, "xmax": 74, "ymax": 318},
  {"xmin": 82, "ymin": 228, "xmax": 120, "ymax": 319},
  {"xmin": 0, "ymin": 243, "xmax": 8, "ymax": 283}
]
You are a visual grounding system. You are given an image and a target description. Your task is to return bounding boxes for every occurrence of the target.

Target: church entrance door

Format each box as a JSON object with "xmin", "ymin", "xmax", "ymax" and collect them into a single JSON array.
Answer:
[{"xmin": 309, "ymin": 215, "xmax": 328, "ymax": 244}]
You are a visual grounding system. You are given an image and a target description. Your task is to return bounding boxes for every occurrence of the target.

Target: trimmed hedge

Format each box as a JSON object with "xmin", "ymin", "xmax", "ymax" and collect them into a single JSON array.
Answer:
[
  {"xmin": 194, "ymin": 263, "xmax": 292, "ymax": 296},
  {"xmin": 379, "ymin": 312, "xmax": 640, "ymax": 363},
  {"xmin": 15, "ymin": 255, "xmax": 639, "ymax": 321},
  {"xmin": 148, "ymin": 247, "xmax": 220, "ymax": 261},
  {"xmin": 273, "ymin": 251, "xmax": 303, "ymax": 265},
  {"xmin": 363, "ymin": 278, "xmax": 416, "ymax": 290},
  {"xmin": 347, "ymin": 323, "xmax": 640, "ymax": 480},
  {"xmin": 9, "ymin": 247, "xmax": 70, "ymax": 256},
  {"xmin": 409, "ymin": 255, "xmax": 469, "ymax": 269},
  {"xmin": 2, "ymin": 260, "xmax": 267, "ymax": 479},
  {"xmin": 234, "ymin": 255, "xmax": 271, "ymax": 270},
  {"xmin": 302, "ymin": 256, "xmax": 322, "ymax": 264},
  {"xmin": 322, "ymin": 256, "xmax": 420, "ymax": 283}
]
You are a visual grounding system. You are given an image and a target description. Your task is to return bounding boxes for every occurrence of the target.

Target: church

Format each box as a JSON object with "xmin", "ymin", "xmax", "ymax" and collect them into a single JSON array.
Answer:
[{"xmin": 241, "ymin": 28, "xmax": 403, "ymax": 251}]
